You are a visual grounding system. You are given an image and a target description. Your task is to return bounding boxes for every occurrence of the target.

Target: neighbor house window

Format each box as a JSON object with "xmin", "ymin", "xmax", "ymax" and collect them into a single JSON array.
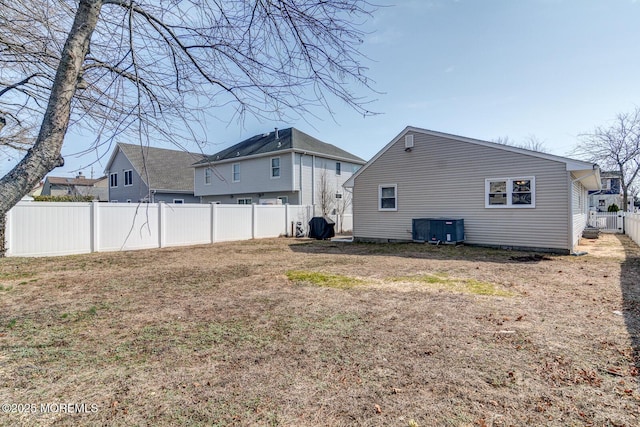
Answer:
[
  {"xmin": 336, "ymin": 162, "xmax": 341, "ymax": 176},
  {"xmin": 237, "ymin": 198, "xmax": 252, "ymax": 204},
  {"xmin": 205, "ymin": 168, "xmax": 212, "ymax": 185},
  {"xmin": 110, "ymin": 172, "xmax": 118, "ymax": 188},
  {"xmin": 271, "ymin": 157, "xmax": 280, "ymax": 178},
  {"xmin": 485, "ymin": 177, "xmax": 535, "ymax": 208},
  {"xmin": 232, "ymin": 163, "xmax": 240, "ymax": 182},
  {"xmin": 173, "ymin": 199, "xmax": 184, "ymax": 204},
  {"xmin": 124, "ymin": 170, "xmax": 133, "ymax": 186},
  {"xmin": 379, "ymin": 184, "xmax": 397, "ymax": 211},
  {"xmin": 278, "ymin": 196, "xmax": 288, "ymax": 204}
]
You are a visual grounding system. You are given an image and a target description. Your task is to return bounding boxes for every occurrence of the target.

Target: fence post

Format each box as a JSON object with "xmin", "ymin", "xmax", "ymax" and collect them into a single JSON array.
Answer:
[
  {"xmin": 284, "ymin": 203, "xmax": 290, "ymax": 237},
  {"xmin": 91, "ymin": 200, "xmax": 99, "ymax": 253},
  {"xmin": 5, "ymin": 208, "xmax": 12, "ymax": 257},
  {"xmin": 252, "ymin": 204, "xmax": 257, "ymax": 239},
  {"xmin": 158, "ymin": 202, "xmax": 166, "ymax": 248},
  {"xmin": 210, "ymin": 203, "xmax": 217, "ymax": 243}
]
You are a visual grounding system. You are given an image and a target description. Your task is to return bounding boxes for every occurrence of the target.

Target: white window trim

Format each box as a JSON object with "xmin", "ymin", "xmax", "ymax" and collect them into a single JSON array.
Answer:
[
  {"xmin": 232, "ymin": 163, "xmax": 240, "ymax": 183},
  {"xmin": 277, "ymin": 196, "xmax": 288, "ymax": 204},
  {"xmin": 109, "ymin": 172, "xmax": 118, "ymax": 188},
  {"xmin": 237, "ymin": 197, "xmax": 252, "ymax": 205},
  {"xmin": 270, "ymin": 157, "xmax": 281, "ymax": 179},
  {"xmin": 124, "ymin": 169, "xmax": 133, "ymax": 187},
  {"xmin": 336, "ymin": 161, "xmax": 341, "ymax": 176},
  {"xmin": 485, "ymin": 177, "xmax": 536, "ymax": 208},
  {"xmin": 173, "ymin": 199, "xmax": 184, "ymax": 204},
  {"xmin": 204, "ymin": 168, "xmax": 212, "ymax": 185},
  {"xmin": 378, "ymin": 184, "xmax": 398, "ymax": 211}
]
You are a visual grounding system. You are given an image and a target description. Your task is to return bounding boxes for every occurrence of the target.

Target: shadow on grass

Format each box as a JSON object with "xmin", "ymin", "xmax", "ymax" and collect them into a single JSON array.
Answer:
[
  {"xmin": 288, "ymin": 238, "xmax": 556, "ymax": 265},
  {"xmin": 617, "ymin": 234, "xmax": 640, "ymax": 390}
]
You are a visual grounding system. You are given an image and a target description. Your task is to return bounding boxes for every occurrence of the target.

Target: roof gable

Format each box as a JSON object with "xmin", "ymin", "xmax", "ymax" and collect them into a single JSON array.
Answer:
[
  {"xmin": 195, "ymin": 127, "xmax": 365, "ymax": 165},
  {"xmin": 344, "ymin": 126, "xmax": 601, "ymax": 190},
  {"xmin": 107, "ymin": 143, "xmax": 207, "ymax": 192}
]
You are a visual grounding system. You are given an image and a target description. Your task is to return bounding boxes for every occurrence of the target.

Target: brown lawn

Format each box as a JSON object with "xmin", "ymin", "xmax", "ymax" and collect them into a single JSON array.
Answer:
[{"xmin": 0, "ymin": 234, "xmax": 639, "ymax": 426}]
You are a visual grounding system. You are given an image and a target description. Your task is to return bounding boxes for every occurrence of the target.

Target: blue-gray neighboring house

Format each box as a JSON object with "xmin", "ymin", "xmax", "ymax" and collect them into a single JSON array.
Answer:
[
  {"xmin": 192, "ymin": 127, "xmax": 365, "ymax": 206},
  {"xmin": 105, "ymin": 143, "xmax": 206, "ymax": 203}
]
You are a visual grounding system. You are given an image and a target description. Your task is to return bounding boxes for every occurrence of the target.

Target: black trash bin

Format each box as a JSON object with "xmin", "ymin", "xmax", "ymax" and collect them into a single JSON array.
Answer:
[{"xmin": 308, "ymin": 216, "xmax": 335, "ymax": 240}]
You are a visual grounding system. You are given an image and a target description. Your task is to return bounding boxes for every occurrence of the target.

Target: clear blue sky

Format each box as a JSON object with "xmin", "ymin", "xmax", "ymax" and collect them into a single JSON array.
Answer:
[{"xmin": 3, "ymin": 0, "xmax": 640, "ymax": 179}]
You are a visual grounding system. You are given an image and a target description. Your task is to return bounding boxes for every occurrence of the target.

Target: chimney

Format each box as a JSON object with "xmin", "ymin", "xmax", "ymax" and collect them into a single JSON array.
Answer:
[
  {"xmin": 274, "ymin": 127, "xmax": 279, "ymax": 140},
  {"xmin": 76, "ymin": 171, "xmax": 84, "ymax": 179}
]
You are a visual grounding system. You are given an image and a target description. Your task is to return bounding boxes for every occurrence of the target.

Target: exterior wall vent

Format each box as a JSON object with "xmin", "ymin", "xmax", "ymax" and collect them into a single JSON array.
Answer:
[{"xmin": 404, "ymin": 134, "xmax": 414, "ymax": 150}]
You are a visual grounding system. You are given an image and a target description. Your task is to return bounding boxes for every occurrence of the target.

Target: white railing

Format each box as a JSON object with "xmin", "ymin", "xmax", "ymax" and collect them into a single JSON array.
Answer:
[
  {"xmin": 625, "ymin": 213, "xmax": 640, "ymax": 246},
  {"xmin": 4, "ymin": 201, "xmax": 340, "ymax": 257},
  {"xmin": 588, "ymin": 211, "xmax": 624, "ymax": 233}
]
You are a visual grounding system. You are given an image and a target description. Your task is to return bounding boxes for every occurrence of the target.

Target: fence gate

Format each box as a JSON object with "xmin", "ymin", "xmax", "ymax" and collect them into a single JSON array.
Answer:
[{"xmin": 588, "ymin": 211, "xmax": 625, "ymax": 233}]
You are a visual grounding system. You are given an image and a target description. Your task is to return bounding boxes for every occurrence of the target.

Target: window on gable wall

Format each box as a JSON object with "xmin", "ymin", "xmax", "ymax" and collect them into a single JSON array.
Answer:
[
  {"xmin": 205, "ymin": 168, "xmax": 212, "ymax": 184},
  {"xmin": 110, "ymin": 173, "xmax": 118, "ymax": 187},
  {"xmin": 124, "ymin": 170, "xmax": 133, "ymax": 186},
  {"xmin": 379, "ymin": 184, "xmax": 397, "ymax": 211},
  {"xmin": 336, "ymin": 162, "xmax": 341, "ymax": 175},
  {"xmin": 485, "ymin": 177, "xmax": 535, "ymax": 208}
]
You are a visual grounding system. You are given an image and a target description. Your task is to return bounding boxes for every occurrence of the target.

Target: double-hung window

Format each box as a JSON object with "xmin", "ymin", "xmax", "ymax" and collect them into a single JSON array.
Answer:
[
  {"xmin": 486, "ymin": 177, "xmax": 535, "ymax": 208},
  {"xmin": 232, "ymin": 163, "xmax": 240, "ymax": 182},
  {"xmin": 205, "ymin": 168, "xmax": 212, "ymax": 185},
  {"xmin": 379, "ymin": 184, "xmax": 397, "ymax": 211},
  {"xmin": 124, "ymin": 170, "xmax": 133, "ymax": 186},
  {"xmin": 110, "ymin": 173, "xmax": 118, "ymax": 188},
  {"xmin": 271, "ymin": 157, "xmax": 280, "ymax": 178},
  {"xmin": 336, "ymin": 162, "xmax": 341, "ymax": 176}
]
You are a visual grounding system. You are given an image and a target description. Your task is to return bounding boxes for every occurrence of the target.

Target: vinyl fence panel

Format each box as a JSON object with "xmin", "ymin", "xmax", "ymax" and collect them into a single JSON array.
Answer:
[
  {"xmin": 163, "ymin": 203, "xmax": 212, "ymax": 247},
  {"xmin": 214, "ymin": 205, "xmax": 253, "ymax": 242},
  {"xmin": 7, "ymin": 202, "xmax": 92, "ymax": 257},
  {"xmin": 97, "ymin": 203, "xmax": 160, "ymax": 252},
  {"xmin": 255, "ymin": 205, "xmax": 287, "ymax": 238}
]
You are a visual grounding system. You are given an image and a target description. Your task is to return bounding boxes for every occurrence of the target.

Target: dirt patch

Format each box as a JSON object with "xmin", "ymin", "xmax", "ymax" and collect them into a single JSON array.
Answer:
[{"xmin": 0, "ymin": 235, "xmax": 639, "ymax": 426}]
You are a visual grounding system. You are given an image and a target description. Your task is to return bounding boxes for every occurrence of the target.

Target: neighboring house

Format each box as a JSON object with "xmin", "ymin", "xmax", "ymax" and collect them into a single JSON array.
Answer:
[
  {"xmin": 29, "ymin": 181, "xmax": 44, "ymax": 197},
  {"xmin": 344, "ymin": 126, "xmax": 601, "ymax": 254},
  {"xmin": 589, "ymin": 171, "xmax": 623, "ymax": 212},
  {"xmin": 41, "ymin": 172, "xmax": 108, "ymax": 201},
  {"xmin": 105, "ymin": 143, "xmax": 206, "ymax": 203},
  {"xmin": 193, "ymin": 127, "xmax": 365, "ymax": 210}
]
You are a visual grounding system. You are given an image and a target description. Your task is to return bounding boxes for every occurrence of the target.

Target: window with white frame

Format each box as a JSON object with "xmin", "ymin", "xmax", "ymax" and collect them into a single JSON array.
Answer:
[
  {"xmin": 232, "ymin": 163, "xmax": 240, "ymax": 182},
  {"xmin": 485, "ymin": 177, "xmax": 535, "ymax": 208},
  {"xmin": 271, "ymin": 157, "xmax": 280, "ymax": 178},
  {"xmin": 237, "ymin": 198, "xmax": 252, "ymax": 204},
  {"xmin": 379, "ymin": 184, "xmax": 397, "ymax": 211},
  {"xmin": 336, "ymin": 162, "xmax": 341, "ymax": 176},
  {"xmin": 173, "ymin": 199, "xmax": 184, "ymax": 204},
  {"xmin": 277, "ymin": 196, "xmax": 288, "ymax": 204},
  {"xmin": 205, "ymin": 168, "xmax": 212, "ymax": 185},
  {"xmin": 109, "ymin": 172, "xmax": 118, "ymax": 187},
  {"xmin": 124, "ymin": 170, "xmax": 133, "ymax": 186}
]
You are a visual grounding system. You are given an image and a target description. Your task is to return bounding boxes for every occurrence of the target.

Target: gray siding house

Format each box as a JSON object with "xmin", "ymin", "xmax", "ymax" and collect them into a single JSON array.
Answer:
[
  {"xmin": 105, "ymin": 143, "xmax": 206, "ymax": 203},
  {"xmin": 193, "ymin": 128, "xmax": 365, "ymax": 209},
  {"xmin": 344, "ymin": 127, "xmax": 601, "ymax": 254}
]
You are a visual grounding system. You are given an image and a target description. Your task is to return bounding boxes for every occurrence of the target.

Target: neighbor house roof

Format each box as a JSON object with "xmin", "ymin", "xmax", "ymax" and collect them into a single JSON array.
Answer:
[
  {"xmin": 45, "ymin": 176, "xmax": 103, "ymax": 187},
  {"xmin": 194, "ymin": 127, "xmax": 365, "ymax": 165},
  {"xmin": 344, "ymin": 126, "xmax": 601, "ymax": 190},
  {"xmin": 107, "ymin": 143, "xmax": 207, "ymax": 192}
]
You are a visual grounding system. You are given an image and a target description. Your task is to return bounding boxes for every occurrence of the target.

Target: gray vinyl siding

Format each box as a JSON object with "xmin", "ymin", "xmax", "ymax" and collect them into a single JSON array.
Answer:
[
  {"xmin": 194, "ymin": 153, "xmax": 294, "ymax": 197},
  {"xmin": 353, "ymin": 132, "xmax": 572, "ymax": 252},
  {"xmin": 107, "ymin": 151, "xmax": 150, "ymax": 202}
]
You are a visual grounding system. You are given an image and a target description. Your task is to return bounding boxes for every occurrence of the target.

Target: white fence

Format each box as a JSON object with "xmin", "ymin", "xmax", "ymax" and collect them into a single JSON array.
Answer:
[
  {"xmin": 625, "ymin": 213, "xmax": 640, "ymax": 247},
  {"xmin": 588, "ymin": 211, "xmax": 624, "ymax": 233},
  {"xmin": 5, "ymin": 202, "xmax": 351, "ymax": 257}
]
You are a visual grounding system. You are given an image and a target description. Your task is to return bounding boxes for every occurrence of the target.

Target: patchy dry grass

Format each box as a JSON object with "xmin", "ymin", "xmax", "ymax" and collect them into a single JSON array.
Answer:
[{"xmin": 0, "ymin": 234, "xmax": 639, "ymax": 426}]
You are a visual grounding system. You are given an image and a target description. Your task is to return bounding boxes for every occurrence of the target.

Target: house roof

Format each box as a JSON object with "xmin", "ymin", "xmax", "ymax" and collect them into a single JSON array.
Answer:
[
  {"xmin": 45, "ymin": 176, "xmax": 103, "ymax": 187},
  {"xmin": 194, "ymin": 127, "xmax": 365, "ymax": 166},
  {"xmin": 344, "ymin": 126, "xmax": 601, "ymax": 190},
  {"xmin": 107, "ymin": 143, "xmax": 207, "ymax": 192}
]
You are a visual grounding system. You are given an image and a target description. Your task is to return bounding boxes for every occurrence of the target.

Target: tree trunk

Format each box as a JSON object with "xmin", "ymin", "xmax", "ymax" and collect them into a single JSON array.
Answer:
[{"xmin": 0, "ymin": 0, "xmax": 102, "ymax": 256}]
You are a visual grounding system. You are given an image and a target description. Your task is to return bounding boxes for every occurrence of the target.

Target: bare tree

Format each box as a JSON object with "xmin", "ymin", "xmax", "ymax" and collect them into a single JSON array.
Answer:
[
  {"xmin": 0, "ymin": 0, "xmax": 376, "ymax": 254},
  {"xmin": 317, "ymin": 168, "xmax": 335, "ymax": 216},
  {"xmin": 493, "ymin": 135, "xmax": 547, "ymax": 152},
  {"xmin": 572, "ymin": 107, "xmax": 640, "ymax": 213}
]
